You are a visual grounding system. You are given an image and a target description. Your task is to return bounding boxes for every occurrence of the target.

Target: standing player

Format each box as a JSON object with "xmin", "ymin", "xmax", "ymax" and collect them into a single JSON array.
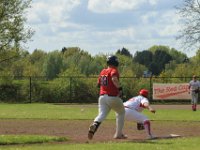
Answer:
[
  {"xmin": 188, "ymin": 75, "xmax": 200, "ymax": 111},
  {"xmin": 88, "ymin": 55, "xmax": 127, "ymax": 140},
  {"xmin": 123, "ymin": 89, "xmax": 156, "ymax": 139}
]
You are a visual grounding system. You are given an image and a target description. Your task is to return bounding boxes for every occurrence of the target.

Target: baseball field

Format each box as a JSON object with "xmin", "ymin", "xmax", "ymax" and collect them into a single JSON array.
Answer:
[{"xmin": 0, "ymin": 103, "xmax": 200, "ymax": 150}]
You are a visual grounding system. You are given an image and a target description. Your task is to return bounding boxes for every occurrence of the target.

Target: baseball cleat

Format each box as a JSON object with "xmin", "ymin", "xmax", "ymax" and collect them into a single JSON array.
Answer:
[
  {"xmin": 88, "ymin": 124, "xmax": 96, "ymax": 140},
  {"xmin": 114, "ymin": 134, "xmax": 128, "ymax": 139}
]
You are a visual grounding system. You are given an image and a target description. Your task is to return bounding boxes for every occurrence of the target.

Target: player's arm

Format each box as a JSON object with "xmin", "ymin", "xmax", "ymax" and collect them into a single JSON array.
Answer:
[
  {"xmin": 112, "ymin": 75, "xmax": 123, "ymax": 97},
  {"xmin": 112, "ymin": 75, "xmax": 121, "ymax": 89},
  {"xmin": 188, "ymin": 84, "xmax": 191, "ymax": 93},
  {"xmin": 143, "ymin": 102, "xmax": 156, "ymax": 113}
]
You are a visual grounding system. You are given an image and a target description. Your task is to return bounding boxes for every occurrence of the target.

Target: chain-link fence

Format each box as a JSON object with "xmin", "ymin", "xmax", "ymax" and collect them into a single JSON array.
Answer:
[{"xmin": 0, "ymin": 76, "xmax": 195, "ymax": 103}]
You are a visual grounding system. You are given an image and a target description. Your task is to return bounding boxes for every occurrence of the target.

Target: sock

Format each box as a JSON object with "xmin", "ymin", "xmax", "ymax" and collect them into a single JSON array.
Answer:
[
  {"xmin": 192, "ymin": 104, "xmax": 195, "ymax": 110},
  {"xmin": 93, "ymin": 121, "xmax": 101, "ymax": 133},
  {"xmin": 144, "ymin": 120, "xmax": 151, "ymax": 136}
]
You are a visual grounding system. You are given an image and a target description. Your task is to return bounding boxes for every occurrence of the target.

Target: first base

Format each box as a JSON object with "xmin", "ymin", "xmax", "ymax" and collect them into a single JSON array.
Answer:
[
  {"xmin": 150, "ymin": 134, "xmax": 182, "ymax": 140},
  {"xmin": 170, "ymin": 134, "xmax": 181, "ymax": 138}
]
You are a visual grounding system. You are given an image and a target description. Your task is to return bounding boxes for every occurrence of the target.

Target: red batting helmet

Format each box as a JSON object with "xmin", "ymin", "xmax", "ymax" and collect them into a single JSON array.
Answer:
[{"xmin": 139, "ymin": 89, "xmax": 149, "ymax": 97}]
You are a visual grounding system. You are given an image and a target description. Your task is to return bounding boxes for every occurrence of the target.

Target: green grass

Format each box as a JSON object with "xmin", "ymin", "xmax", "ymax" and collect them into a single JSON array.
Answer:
[
  {"xmin": 0, "ymin": 103, "xmax": 98, "ymax": 120},
  {"xmin": 0, "ymin": 135, "xmax": 67, "ymax": 145},
  {"xmin": 1, "ymin": 137, "xmax": 200, "ymax": 150},
  {"xmin": 144, "ymin": 109, "xmax": 200, "ymax": 121},
  {"xmin": 0, "ymin": 103, "xmax": 199, "ymax": 121}
]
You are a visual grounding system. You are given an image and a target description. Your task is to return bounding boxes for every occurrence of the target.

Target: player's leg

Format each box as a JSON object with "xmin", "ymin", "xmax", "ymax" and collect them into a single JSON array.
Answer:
[
  {"xmin": 88, "ymin": 121, "xmax": 101, "ymax": 140},
  {"xmin": 124, "ymin": 108, "xmax": 142, "ymax": 121},
  {"xmin": 143, "ymin": 120, "xmax": 154, "ymax": 139},
  {"xmin": 126, "ymin": 111, "xmax": 153, "ymax": 139},
  {"xmin": 196, "ymin": 94, "xmax": 199, "ymax": 110},
  {"xmin": 94, "ymin": 95, "xmax": 111, "ymax": 122},
  {"xmin": 109, "ymin": 97, "xmax": 126, "ymax": 139},
  {"xmin": 124, "ymin": 108, "xmax": 148, "ymax": 122},
  {"xmin": 193, "ymin": 93, "xmax": 198, "ymax": 111},
  {"xmin": 191, "ymin": 93, "xmax": 195, "ymax": 111},
  {"xmin": 134, "ymin": 113, "xmax": 154, "ymax": 139},
  {"xmin": 88, "ymin": 95, "xmax": 111, "ymax": 140},
  {"xmin": 192, "ymin": 93, "xmax": 197, "ymax": 111}
]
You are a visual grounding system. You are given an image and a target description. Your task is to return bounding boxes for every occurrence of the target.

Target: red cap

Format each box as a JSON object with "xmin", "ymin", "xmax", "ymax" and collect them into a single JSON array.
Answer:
[{"xmin": 139, "ymin": 89, "xmax": 149, "ymax": 97}]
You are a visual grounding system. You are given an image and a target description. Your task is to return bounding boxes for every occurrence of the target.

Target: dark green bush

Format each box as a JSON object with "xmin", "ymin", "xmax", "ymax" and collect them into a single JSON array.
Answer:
[{"xmin": 0, "ymin": 84, "xmax": 18, "ymax": 102}]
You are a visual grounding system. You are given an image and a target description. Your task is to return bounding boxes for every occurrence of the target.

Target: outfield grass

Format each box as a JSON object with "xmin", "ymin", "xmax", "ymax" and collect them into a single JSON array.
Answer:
[
  {"xmin": 0, "ymin": 103, "xmax": 98, "ymax": 120},
  {"xmin": 0, "ymin": 103, "xmax": 199, "ymax": 121}
]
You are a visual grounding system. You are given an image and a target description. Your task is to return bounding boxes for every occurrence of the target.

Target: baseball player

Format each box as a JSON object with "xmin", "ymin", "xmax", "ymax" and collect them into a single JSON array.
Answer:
[
  {"xmin": 188, "ymin": 75, "xmax": 200, "ymax": 111},
  {"xmin": 123, "ymin": 89, "xmax": 156, "ymax": 139},
  {"xmin": 88, "ymin": 55, "xmax": 127, "ymax": 140}
]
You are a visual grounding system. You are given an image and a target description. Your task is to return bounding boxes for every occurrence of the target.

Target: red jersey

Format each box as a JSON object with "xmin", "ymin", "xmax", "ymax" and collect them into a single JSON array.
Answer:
[{"xmin": 98, "ymin": 67, "xmax": 120, "ymax": 96}]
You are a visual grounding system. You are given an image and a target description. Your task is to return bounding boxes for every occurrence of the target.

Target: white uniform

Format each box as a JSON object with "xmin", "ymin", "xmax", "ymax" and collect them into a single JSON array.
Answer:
[
  {"xmin": 123, "ymin": 95, "xmax": 149, "ymax": 123},
  {"xmin": 189, "ymin": 80, "xmax": 200, "ymax": 104}
]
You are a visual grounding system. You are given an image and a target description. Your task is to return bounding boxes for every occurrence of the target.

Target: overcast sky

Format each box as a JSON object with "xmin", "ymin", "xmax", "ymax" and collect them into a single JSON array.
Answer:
[{"xmin": 25, "ymin": 0, "xmax": 196, "ymax": 57}]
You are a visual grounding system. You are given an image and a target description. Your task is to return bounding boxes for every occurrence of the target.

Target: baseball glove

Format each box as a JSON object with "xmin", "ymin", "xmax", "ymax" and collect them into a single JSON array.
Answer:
[
  {"xmin": 137, "ymin": 123, "xmax": 145, "ymax": 130},
  {"xmin": 195, "ymin": 89, "xmax": 199, "ymax": 94}
]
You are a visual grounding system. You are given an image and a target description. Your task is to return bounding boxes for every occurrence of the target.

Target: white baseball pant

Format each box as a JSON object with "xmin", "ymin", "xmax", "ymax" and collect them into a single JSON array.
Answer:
[
  {"xmin": 191, "ymin": 92, "xmax": 198, "ymax": 104},
  {"xmin": 94, "ymin": 94, "xmax": 125, "ymax": 137},
  {"xmin": 124, "ymin": 108, "xmax": 149, "ymax": 123}
]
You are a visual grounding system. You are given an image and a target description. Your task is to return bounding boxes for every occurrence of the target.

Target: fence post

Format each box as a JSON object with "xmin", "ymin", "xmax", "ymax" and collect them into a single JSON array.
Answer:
[
  {"xmin": 29, "ymin": 76, "xmax": 32, "ymax": 103},
  {"xmin": 69, "ymin": 77, "xmax": 72, "ymax": 102},
  {"xmin": 150, "ymin": 77, "xmax": 153, "ymax": 101}
]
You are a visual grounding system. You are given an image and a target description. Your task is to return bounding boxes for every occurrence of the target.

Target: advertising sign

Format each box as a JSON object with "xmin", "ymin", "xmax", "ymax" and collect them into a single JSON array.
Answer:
[{"xmin": 153, "ymin": 83, "xmax": 190, "ymax": 100}]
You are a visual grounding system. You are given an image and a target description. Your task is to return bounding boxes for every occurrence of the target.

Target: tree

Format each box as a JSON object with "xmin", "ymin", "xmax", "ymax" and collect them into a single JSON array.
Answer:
[
  {"xmin": 24, "ymin": 49, "xmax": 47, "ymax": 76},
  {"xmin": 149, "ymin": 45, "xmax": 170, "ymax": 54},
  {"xmin": 29, "ymin": 49, "xmax": 47, "ymax": 64},
  {"xmin": 0, "ymin": 0, "xmax": 33, "ymax": 53},
  {"xmin": 177, "ymin": 0, "xmax": 200, "ymax": 50},
  {"xmin": 43, "ymin": 51, "xmax": 63, "ymax": 80},
  {"xmin": 116, "ymin": 47, "xmax": 132, "ymax": 57},
  {"xmin": 133, "ymin": 46, "xmax": 174, "ymax": 75},
  {"xmin": 133, "ymin": 50, "xmax": 153, "ymax": 68},
  {"xmin": 169, "ymin": 48, "xmax": 188, "ymax": 64},
  {"xmin": 152, "ymin": 50, "xmax": 172, "ymax": 75}
]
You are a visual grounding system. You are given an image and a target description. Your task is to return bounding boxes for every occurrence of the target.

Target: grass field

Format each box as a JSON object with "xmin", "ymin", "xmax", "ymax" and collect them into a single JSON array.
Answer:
[
  {"xmin": 1, "ymin": 138, "xmax": 200, "ymax": 150},
  {"xmin": 0, "ymin": 103, "xmax": 199, "ymax": 150},
  {"xmin": 0, "ymin": 103, "xmax": 200, "ymax": 121}
]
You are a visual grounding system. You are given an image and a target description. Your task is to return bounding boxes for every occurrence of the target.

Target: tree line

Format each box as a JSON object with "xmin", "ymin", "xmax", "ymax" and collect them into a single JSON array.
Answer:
[{"xmin": 1, "ymin": 45, "xmax": 200, "ymax": 79}]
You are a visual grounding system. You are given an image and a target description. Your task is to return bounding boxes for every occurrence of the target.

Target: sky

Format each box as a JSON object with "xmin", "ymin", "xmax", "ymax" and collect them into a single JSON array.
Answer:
[{"xmin": 25, "ymin": 0, "xmax": 196, "ymax": 57}]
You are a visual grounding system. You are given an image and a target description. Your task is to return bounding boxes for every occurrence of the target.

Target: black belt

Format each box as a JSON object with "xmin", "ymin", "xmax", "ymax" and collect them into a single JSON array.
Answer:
[{"xmin": 100, "ymin": 94, "xmax": 117, "ymax": 97}]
